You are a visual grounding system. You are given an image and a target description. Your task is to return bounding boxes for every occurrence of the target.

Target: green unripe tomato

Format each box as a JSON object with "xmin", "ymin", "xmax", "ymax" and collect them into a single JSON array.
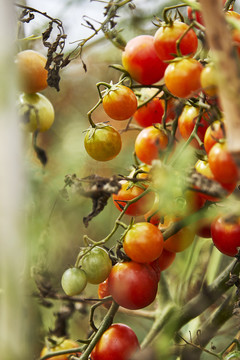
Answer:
[
  {"xmin": 18, "ymin": 92, "xmax": 55, "ymax": 132},
  {"xmin": 61, "ymin": 267, "xmax": 87, "ymax": 296},
  {"xmin": 81, "ymin": 247, "xmax": 112, "ymax": 284}
]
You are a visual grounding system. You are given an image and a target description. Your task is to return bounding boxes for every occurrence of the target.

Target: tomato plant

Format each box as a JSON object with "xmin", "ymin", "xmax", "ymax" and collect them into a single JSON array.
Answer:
[
  {"xmin": 18, "ymin": 92, "xmax": 55, "ymax": 132},
  {"xmin": 108, "ymin": 261, "xmax": 159, "ymax": 309},
  {"xmin": 40, "ymin": 338, "xmax": 81, "ymax": 360},
  {"xmin": 154, "ymin": 20, "xmax": 198, "ymax": 61},
  {"xmin": 133, "ymin": 96, "xmax": 164, "ymax": 127},
  {"xmin": 91, "ymin": 323, "xmax": 140, "ymax": 360},
  {"xmin": 211, "ymin": 215, "xmax": 240, "ymax": 257},
  {"xmin": 15, "ymin": 49, "xmax": 48, "ymax": 94},
  {"xmin": 84, "ymin": 124, "xmax": 122, "ymax": 161},
  {"xmin": 164, "ymin": 58, "xmax": 203, "ymax": 99},
  {"xmin": 81, "ymin": 247, "xmax": 112, "ymax": 284},
  {"xmin": 112, "ymin": 179, "xmax": 154, "ymax": 216},
  {"xmin": 123, "ymin": 222, "xmax": 164, "ymax": 263},
  {"xmin": 122, "ymin": 35, "xmax": 167, "ymax": 85},
  {"xmin": 134, "ymin": 125, "xmax": 169, "ymax": 164},
  {"xmin": 102, "ymin": 84, "xmax": 138, "ymax": 120}
]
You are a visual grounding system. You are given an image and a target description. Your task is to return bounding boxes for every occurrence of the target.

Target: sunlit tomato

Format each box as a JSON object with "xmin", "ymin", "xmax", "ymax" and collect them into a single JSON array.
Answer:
[
  {"xmin": 164, "ymin": 58, "xmax": 203, "ymax": 99},
  {"xmin": 112, "ymin": 180, "xmax": 154, "ymax": 217},
  {"xmin": 134, "ymin": 125, "xmax": 169, "ymax": 164},
  {"xmin": 123, "ymin": 222, "xmax": 164, "ymax": 263},
  {"xmin": 159, "ymin": 216, "xmax": 195, "ymax": 253},
  {"xmin": 15, "ymin": 49, "xmax": 48, "ymax": 94},
  {"xmin": 91, "ymin": 323, "xmax": 140, "ymax": 360},
  {"xmin": 122, "ymin": 35, "xmax": 167, "ymax": 85},
  {"xmin": 200, "ymin": 64, "xmax": 219, "ymax": 97},
  {"xmin": 211, "ymin": 215, "xmax": 240, "ymax": 256},
  {"xmin": 18, "ymin": 92, "xmax": 55, "ymax": 132},
  {"xmin": 154, "ymin": 21, "xmax": 198, "ymax": 61},
  {"xmin": 40, "ymin": 338, "xmax": 81, "ymax": 360},
  {"xmin": 194, "ymin": 159, "xmax": 236, "ymax": 201},
  {"xmin": 84, "ymin": 124, "xmax": 122, "ymax": 161},
  {"xmin": 102, "ymin": 85, "xmax": 137, "ymax": 120},
  {"xmin": 150, "ymin": 248, "xmax": 176, "ymax": 279},
  {"xmin": 129, "ymin": 163, "xmax": 151, "ymax": 180},
  {"xmin": 208, "ymin": 142, "xmax": 238, "ymax": 184},
  {"xmin": 81, "ymin": 247, "xmax": 112, "ymax": 284},
  {"xmin": 204, "ymin": 120, "xmax": 225, "ymax": 154},
  {"xmin": 178, "ymin": 105, "xmax": 209, "ymax": 148},
  {"xmin": 61, "ymin": 267, "xmax": 87, "ymax": 296},
  {"xmin": 108, "ymin": 261, "xmax": 158, "ymax": 309},
  {"xmin": 133, "ymin": 96, "xmax": 164, "ymax": 127}
]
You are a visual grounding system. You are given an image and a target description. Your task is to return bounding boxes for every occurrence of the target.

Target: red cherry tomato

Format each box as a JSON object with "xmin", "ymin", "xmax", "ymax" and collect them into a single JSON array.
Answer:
[
  {"xmin": 98, "ymin": 278, "xmax": 112, "ymax": 309},
  {"xmin": 123, "ymin": 222, "xmax": 164, "ymax": 263},
  {"xmin": 112, "ymin": 180, "xmax": 154, "ymax": 217},
  {"xmin": 154, "ymin": 21, "xmax": 198, "ymax": 61},
  {"xmin": 91, "ymin": 323, "xmax": 140, "ymax": 360},
  {"xmin": 122, "ymin": 35, "xmax": 167, "ymax": 85},
  {"xmin": 150, "ymin": 248, "xmax": 176, "ymax": 279},
  {"xmin": 133, "ymin": 96, "xmax": 164, "ymax": 127},
  {"xmin": 208, "ymin": 142, "xmax": 238, "ymax": 184},
  {"xmin": 187, "ymin": 6, "xmax": 204, "ymax": 26},
  {"xmin": 211, "ymin": 215, "xmax": 240, "ymax": 256},
  {"xmin": 134, "ymin": 125, "xmax": 169, "ymax": 165},
  {"xmin": 164, "ymin": 58, "xmax": 203, "ymax": 99},
  {"xmin": 204, "ymin": 120, "xmax": 225, "ymax": 154},
  {"xmin": 178, "ymin": 105, "xmax": 209, "ymax": 149},
  {"xmin": 108, "ymin": 261, "xmax": 158, "ymax": 309},
  {"xmin": 102, "ymin": 85, "xmax": 138, "ymax": 120},
  {"xmin": 194, "ymin": 159, "xmax": 236, "ymax": 201}
]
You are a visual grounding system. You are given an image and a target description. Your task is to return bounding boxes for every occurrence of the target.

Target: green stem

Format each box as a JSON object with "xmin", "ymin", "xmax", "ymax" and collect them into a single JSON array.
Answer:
[
  {"xmin": 176, "ymin": 22, "xmax": 195, "ymax": 57},
  {"xmin": 162, "ymin": 3, "xmax": 187, "ymax": 24},
  {"xmin": 87, "ymin": 99, "xmax": 102, "ymax": 128},
  {"xmin": 79, "ymin": 301, "xmax": 119, "ymax": 360}
]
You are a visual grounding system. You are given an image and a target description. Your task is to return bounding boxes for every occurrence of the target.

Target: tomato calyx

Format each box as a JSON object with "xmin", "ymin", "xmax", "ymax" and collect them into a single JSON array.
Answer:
[{"xmin": 84, "ymin": 122, "xmax": 111, "ymax": 139}]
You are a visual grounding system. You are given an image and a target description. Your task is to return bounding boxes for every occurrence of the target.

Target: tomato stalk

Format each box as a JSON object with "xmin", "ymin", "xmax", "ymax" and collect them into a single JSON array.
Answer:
[
  {"xmin": 79, "ymin": 301, "xmax": 119, "ymax": 360},
  {"xmin": 175, "ymin": 22, "xmax": 196, "ymax": 58},
  {"xmin": 169, "ymin": 107, "xmax": 205, "ymax": 166},
  {"xmin": 162, "ymin": 3, "xmax": 188, "ymax": 25}
]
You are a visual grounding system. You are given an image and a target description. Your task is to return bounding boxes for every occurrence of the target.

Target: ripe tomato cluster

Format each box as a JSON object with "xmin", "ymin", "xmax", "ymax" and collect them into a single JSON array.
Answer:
[{"xmin": 38, "ymin": 1, "xmax": 240, "ymax": 360}]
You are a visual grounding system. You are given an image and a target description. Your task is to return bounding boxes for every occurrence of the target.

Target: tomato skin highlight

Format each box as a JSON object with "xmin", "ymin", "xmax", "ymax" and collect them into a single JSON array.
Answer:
[
  {"xmin": 211, "ymin": 216, "xmax": 240, "ymax": 257},
  {"xmin": 122, "ymin": 35, "xmax": 167, "ymax": 85},
  {"xmin": 108, "ymin": 261, "xmax": 158, "ymax": 310},
  {"xmin": 84, "ymin": 125, "xmax": 122, "ymax": 161},
  {"xmin": 164, "ymin": 58, "xmax": 203, "ymax": 99},
  {"xmin": 134, "ymin": 125, "xmax": 169, "ymax": 165},
  {"xmin": 154, "ymin": 21, "xmax": 198, "ymax": 61},
  {"xmin": 123, "ymin": 222, "xmax": 164, "ymax": 263},
  {"xmin": 102, "ymin": 85, "xmax": 138, "ymax": 120},
  {"xmin": 91, "ymin": 323, "xmax": 140, "ymax": 360},
  {"xmin": 112, "ymin": 180, "xmax": 154, "ymax": 217}
]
